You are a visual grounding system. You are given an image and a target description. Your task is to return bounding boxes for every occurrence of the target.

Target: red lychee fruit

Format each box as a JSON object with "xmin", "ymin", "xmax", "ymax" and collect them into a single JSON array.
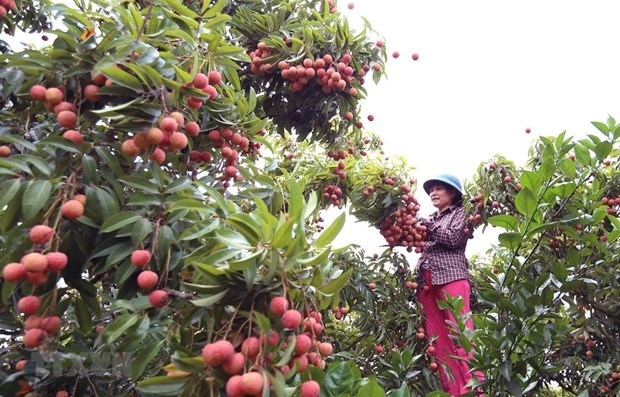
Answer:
[
  {"xmin": 241, "ymin": 336, "xmax": 261, "ymax": 359},
  {"xmin": 318, "ymin": 342, "xmax": 333, "ymax": 356},
  {"xmin": 45, "ymin": 87, "xmax": 64, "ymax": 105},
  {"xmin": 241, "ymin": 371, "xmax": 264, "ymax": 395},
  {"xmin": 411, "ymin": 53, "xmax": 420, "ymax": 61},
  {"xmin": 15, "ymin": 359, "xmax": 28, "ymax": 371},
  {"xmin": 26, "ymin": 271, "xmax": 49, "ymax": 286},
  {"xmin": 2, "ymin": 262, "xmax": 27, "ymax": 282},
  {"xmin": 269, "ymin": 296, "xmax": 289, "ymax": 316},
  {"xmin": 226, "ymin": 375, "xmax": 245, "ymax": 397},
  {"xmin": 202, "ymin": 339, "xmax": 235, "ymax": 366},
  {"xmin": 208, "ymin": 71, "xmax": 222, "ymax": 85},
  {"xmin": 61, "ymin": 199, "xmax": 84, "ymax": 220},
  {"xmin": 294, "ymin": 334, "xmax": 312, "ymax": 355},
  {"xmin": 137, "ymin": 270, "xmax": 159, "ymax": 290},
  {"xmin": 168, "ymin": 132, "xmax": 188, "ymax": 150},
  {"xmin": 192, "ymin": 73, "xmax": 209, "ymax": 89},
  {"xmin": 73, "ymin": 194, "xmax": 87, "ymax": 206},
  {"xmin": 146, "ymin": 127, "xmax": 164, "ymax": 145},
  {"xmin": 62, "ymin": 129, "xmax": 84, "ymax": 145},
  {"xmin": 41, "ymin": 316, "xmax": 61, "ymax": 334},
  {"xmin": 17, "ymin": 295, "xmax": 41, "ymax": 315},
  {"xmin": 57, "ymin": 110, "xmax": 77, "ymax": 128},
  {"xmin": 185, "ymin": 121, "xmax": 200, "ymax": 137},
  {"xmin": 347, "ymin": 2, "xmax": 354, "ymax": 9},
  {"xmin": 148, "ymin": 289, "xmax": 168, "ymax": 308},
  {"xmin": 45, "ymin": 252, "xmax": 68, "ymax": 272},
  {"xmin": 169, "ymin": 111, "xmax": 185, "ymax": 128},
  {"xmin": 392, "ymin": 51, "xmax": 400, "ymax": 58},
  {"xmin": 30, "ymin": 85, "xmax": 47, "ymax": 101},
  {"xmin": 159, "ymin": 117, "xmax": 178, "ymax": 133},
  {"xmin": 281, "ymin": 309, "xmax": 302, "ymax": 329},
  {"xmin": 202, "ymin": 84, "xmax": 218, "ymax": 100},
  {"xmin": 290, "ymin": 354, "xmax": 308, "ymax": 372},
  {"xmin": 121, "ymin": 139, "xmax": 141, "ymax": 156},
  {"xmin": 131, "ymin": 250, "xmax": 151, "ymax": 267},
  {"xmin": 23, "ymin": 328, "xmax": 47, "ymax": 348},
  {"xmin": 21, "ymin": 252, "xmax": 48, "ymax": 273},
  {"xmin": 24, "ymin": 315, "xmax": 42, "ymax": 330},
  {"xmin": 222, "ymin": 352, "xmax": 246, "ymax": 375},
  {"xmin": 53, "ymin": 101, "xmax": 77, "ymax": 115},
  {"xmin": 150, "ymin": 148, "xmax": 166, "ymax": 165},
  {"xmin": 84, "ymin": 84, "xmax": 101, "ymax": 102},
  {"xmin": 300, "ymin": 380, "xmax": 321, "ymax": 397},
  {"xmin": 55, "ymin": 391, "xmax": 69, "ymax": 397},
  {"xmin": 0, "ymin": 145, "xmax": 10, "ymax": 157}
]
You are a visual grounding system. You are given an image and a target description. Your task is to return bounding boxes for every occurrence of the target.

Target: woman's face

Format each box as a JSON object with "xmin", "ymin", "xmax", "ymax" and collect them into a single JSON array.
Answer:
[{"xmin": 428, "ymin": 183, "xmax": 456, "ymax": 212}]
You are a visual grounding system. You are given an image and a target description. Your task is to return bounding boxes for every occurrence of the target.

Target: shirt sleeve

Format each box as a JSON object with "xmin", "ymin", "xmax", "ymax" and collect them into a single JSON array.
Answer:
[{"xmin": 432, "ymin": 208, "xmax": 469, "ymax": 249}]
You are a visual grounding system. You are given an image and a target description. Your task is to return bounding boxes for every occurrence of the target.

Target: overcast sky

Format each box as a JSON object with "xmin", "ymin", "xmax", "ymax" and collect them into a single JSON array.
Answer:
[{"xmin": 332, "ymin": 0, "xmax": 620, "ymax": 257}]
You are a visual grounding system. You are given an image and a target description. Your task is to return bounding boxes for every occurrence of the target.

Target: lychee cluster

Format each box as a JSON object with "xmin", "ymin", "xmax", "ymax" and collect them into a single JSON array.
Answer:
[
  {"xmin": 29, "ymin": 85, "xmax": 81, "ymax": 137},
  {"xmin": 378, "ymin": 184, "xmax": 426, "ymax": 252},
  {"xmin": 201, "ymin": 296, "xmax": 331, "ymax": 396},
  {"xmin": 2, "ymin": 227, "xmax": 69, "ymax": 287},
  {"xmin": 601, "ymin": 195, "xmax": 620, "ymax": 216},
  {"xmin": 121, "ymin": 112, "xmax": 195, "ymax": 164},
  {"xmin": 322, "ymin": 184, "xmax": 344, "ymax": 207},
  {"xmin": 128, "ymin": 249, "xmax": 166, "ymax": 307},
  {"xmin": 185, "ymin": 71, "xmax": 221, "ymax": 109},
  {"xmin": 202, "ymin": 126, "xmax": 254, "ymax": 185}
]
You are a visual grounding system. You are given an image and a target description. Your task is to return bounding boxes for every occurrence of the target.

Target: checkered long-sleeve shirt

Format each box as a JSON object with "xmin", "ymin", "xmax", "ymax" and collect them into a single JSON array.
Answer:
[{"xmin": 417, "ymin": 204, "xmax": 471, "ymax": 285}]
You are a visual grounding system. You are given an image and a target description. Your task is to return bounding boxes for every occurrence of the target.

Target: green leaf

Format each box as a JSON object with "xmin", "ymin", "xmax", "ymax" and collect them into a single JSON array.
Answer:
[
  {"xmin": 163, "ymin": 177, "xmax": 192, "ymax": 194},
  {"xmin": 515, "ymin": 187, "xmax": 537, "ymax": 218},
  {"xmin": 358, "ymin": 378, "xmax": 386, "ymax": 397},
  {"xmin": 191, "ymin": 289, "xmax": 229, "ymax": 307},
  {"xmin": 101, "ymin": 66, "xmax": 144, "ymax": 92},
  {"xmin": 0, "ymin": 157, "xmax": 32, "ymax": 175},
  {"xmin": 180, "ymin": 219, "xmax": 220, "ymax": 241},
  {"xmin": 119, "ymin": 176, "xmax": 160, "ymax": 194},
  {"xmin": 131, "ymin": 339, "xmax": 164, "ymax": 379},
  {"xmin": 323, "ymin": 361, "xmax": 355, "ymax": 396},
  {"xmin": 594, "ymin": 141, "xmax": 613, "ymax": 161},
  {"xmin": 103, "ymin": 313, "xmax": 140, "ymax": 345},
  {"xmin": 75, "ymin": 297, "xmax": 93, "ymax": 332},
  {"xmin": 203, "ymin": 0, "xmax": 228, "ymax": 18},
  {"xmin": 315, "ymin": 212, "xmax": 346, "ymax": 247},
  {"xmin": 22, "ymin": 179, "xmax": 52, "ymax": 219},
  {"xmin": 487, "ymin": 214, "xmax": 519, "ymax": 231},
  {"xmin": 573, "ymin": 142, "xmax": 591, "ymax": 165},
  {"xmin": 82, "ymin": 155, "xmax": 100, "ymax": 184},
  {"xmin": 132, "ymin": 218, "xmax": 153, "ymax": 246},
  {"xmin": 0, "ymin": 178, "xmax": 21, "ymax": 209},
  {"xmin": 271, "ymin": 219, "xmax": 295, "ymax": 249},
  {"xmin": 135, "ymin": 376, "xmax": 186, "ymax": 395},
  {"xmin": 319, "ymin": 268, "xmax": 352, "ymax": 295},
  {"xmin": 95, "ymin": 147, "xmax": 125, "ymax": 176},
  {"xmin": 86, "ymin": 186, "xmax": 120, "ymax": 223},
  {"xmin": 386, "ymin": 383, "xmax": 410, "ymax": 397},
  {"xmin": 214, "ymin": 228, "xmax": 253, "ymax": 249},
  {"xmin": 519, "ymin": 171, "xmax": 542, "ymax": 195},
  {"xmin": 100, "ymin": 211, "xmax": 143, "ymax": 233},
  {"xmin": 498, "ymin": 232, "xmax": 522, "ymax": 250},
  {"xmin": 168, "ymin": 198, "xmax": 211, "ymax": 212}
]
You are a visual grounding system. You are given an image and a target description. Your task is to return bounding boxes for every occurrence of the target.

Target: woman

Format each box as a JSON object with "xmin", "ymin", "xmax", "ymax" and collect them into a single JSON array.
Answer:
[{"xmin": 416, "ymin": 173, "xmax": 484, "ymax": 396}]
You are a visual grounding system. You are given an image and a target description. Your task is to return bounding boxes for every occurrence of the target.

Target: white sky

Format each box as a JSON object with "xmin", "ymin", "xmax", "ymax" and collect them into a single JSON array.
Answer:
[{"xmin": 331, "ymin": 0, "xmax": 620, "ymax": 258}]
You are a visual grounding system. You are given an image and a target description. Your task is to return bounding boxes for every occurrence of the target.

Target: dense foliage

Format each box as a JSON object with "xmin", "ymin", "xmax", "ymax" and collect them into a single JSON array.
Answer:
[{"xmin": 0, "ymin": 1, "xmax": 618, "ymax": 396}]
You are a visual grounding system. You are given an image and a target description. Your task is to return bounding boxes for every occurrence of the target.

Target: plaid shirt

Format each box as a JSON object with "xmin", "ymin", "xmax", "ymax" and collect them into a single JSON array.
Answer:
[{"xmin": 417, "ymin": 204, "xmax": 471, "ymax": 285}]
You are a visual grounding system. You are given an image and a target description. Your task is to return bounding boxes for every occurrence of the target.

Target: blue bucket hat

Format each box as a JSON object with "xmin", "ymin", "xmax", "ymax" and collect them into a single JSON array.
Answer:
[{"xmin": 422, "ymin": 174, "xmax": 464, "ymax": 196}]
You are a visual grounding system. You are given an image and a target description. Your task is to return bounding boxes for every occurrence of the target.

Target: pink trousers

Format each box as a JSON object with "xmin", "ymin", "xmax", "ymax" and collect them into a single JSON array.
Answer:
[{"xmin": 418, "ymin": 270, "xmax": 484, "ymax": 396}]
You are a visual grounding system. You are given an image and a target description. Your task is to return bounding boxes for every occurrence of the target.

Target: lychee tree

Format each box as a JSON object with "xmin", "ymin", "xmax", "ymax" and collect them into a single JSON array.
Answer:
[
  {"xmin": 0, "ymin": 0, "xmax": 440, "ymax": 396},
  {"xmin": 459, "ymin": 120, "xmax": 620, "ymax": 396}
]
